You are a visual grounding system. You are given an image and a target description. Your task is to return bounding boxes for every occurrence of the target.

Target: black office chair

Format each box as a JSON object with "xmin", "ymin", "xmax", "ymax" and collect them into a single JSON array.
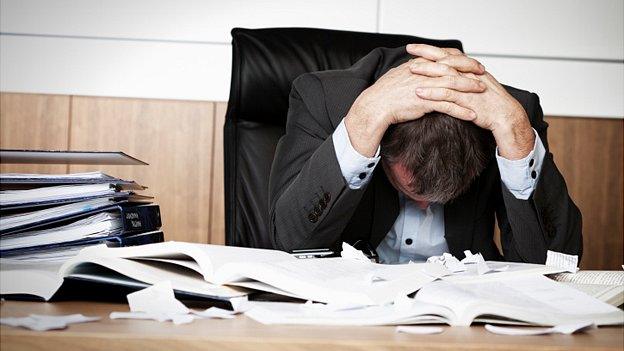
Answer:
[{"xmin": 224, "ymin": 27, "xmax": 463, "ymax": 248}]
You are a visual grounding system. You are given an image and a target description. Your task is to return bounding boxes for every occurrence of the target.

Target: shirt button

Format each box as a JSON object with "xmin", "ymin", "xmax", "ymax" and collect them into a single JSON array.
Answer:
[
  {"xmin": 529, "ymin": 158, "xmax": 534, "ymax": 167},
  {"xmin": 358, "ymin": 172, "xmax": 367, "ymax": 180},
  {"xmin": 405, "ymin": 238, "xmax": 413, "ymax": 245},
  {"xmin": 531, "ymin": 170, "xmax": 537, "ymax": 179},
  {"xmin": 367, "ymin": 162, "xmax": 375, "ymax": 168}
]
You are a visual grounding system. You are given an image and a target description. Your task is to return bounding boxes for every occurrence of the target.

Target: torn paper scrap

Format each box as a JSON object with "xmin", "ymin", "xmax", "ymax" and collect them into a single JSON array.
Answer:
[
  {"xmin": 459, "ymin": 250, "xmax": 509, "ymax": 275},
  {"xmin": 546, "ymin": 250, "xmax": 578, "ymax": 273},
  {"xmin": 427, "ymin": 253, "xmax": 466, "ymax": 273},
  {"xmin": 127, "ymin": 280, "xmax": 189, "ymax": 314},
  {"xmin": 191, "ymin": 307, "xmax": 237, "ymax": 319},
  {"xmin": 341, "ymin": 242, "xmax": 371, "ymax": 262},
  {"xmin": 485, "ymin": 322, "xmax": 596, "ymax": 336},
  {"xmin": 0, "ymin": 314, "xmax": 100, "ymax": 331},
  {"xmin": 229, "ymin": 295, "xmax": 251, "ymax": 312},
  {"xmin": 461, "ymin": 250, "xmax": 482, "ymax": 264},
  {"xmin": 396, "ymin": 326, "xmax": 444, "ymax": 335},
  {"xmin": 111, "ymin": 281, "xmax": 241, "ymax": 325}
]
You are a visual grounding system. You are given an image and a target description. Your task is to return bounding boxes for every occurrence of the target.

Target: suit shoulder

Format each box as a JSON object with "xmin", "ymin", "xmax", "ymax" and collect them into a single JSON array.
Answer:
[{"xmin": 503, "ymin": 84, "xmax": 539, "ymax": 109}]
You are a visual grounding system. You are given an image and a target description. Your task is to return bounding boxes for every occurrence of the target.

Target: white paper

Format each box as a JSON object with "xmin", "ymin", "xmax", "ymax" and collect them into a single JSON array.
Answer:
[
  {"xmin": 396, "ymin": 326, "xmax": 444, "ymax": 334},
  {"xmin": 461, "ymin": 251, "xmax": 508, "ymax": 275},
  {"xmin": 0, "ymin": 314, "xmax": 100, "ymax": 331},
  {"xmin": 427, "ymin": 253, "xmax": 466, "ymax": 273},
  {"xmin": 546, "ymin": 250, "xmax": 578, "ymax": 273},
  {"xmin": 127, "ymin": 280, "xmax": 189, "ymax": 314},
  {"xmin": 485, "ymin": 322, "xmax": 596, "ymax": 336},
  {"xmin": 111, "ymin": 281, "xmax": 240, "ymax": 324},
  {"xmin": 340, "ymin": 242, "xmax": 370, "ymax": 262}
]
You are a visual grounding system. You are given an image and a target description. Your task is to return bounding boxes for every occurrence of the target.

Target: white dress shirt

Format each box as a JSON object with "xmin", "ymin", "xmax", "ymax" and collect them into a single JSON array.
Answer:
[{"xmin": 332, "ymin": 119, "xmax": 546, "ymax": 264}]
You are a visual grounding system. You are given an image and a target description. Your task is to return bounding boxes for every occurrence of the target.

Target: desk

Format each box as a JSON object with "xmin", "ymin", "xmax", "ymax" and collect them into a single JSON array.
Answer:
[{"xmin": 1, "ymin": 301, "xmax": 623, "ymax": 351}]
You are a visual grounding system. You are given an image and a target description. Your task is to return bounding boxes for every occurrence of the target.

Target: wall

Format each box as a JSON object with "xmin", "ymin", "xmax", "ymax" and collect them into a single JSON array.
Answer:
[
  {"xmin": 1, "ymin": 0, "xmax": 623, "ymax": 117},
  {"xmin": 1, "ymin": 1, "xmax": 622, "ymax": 269}
]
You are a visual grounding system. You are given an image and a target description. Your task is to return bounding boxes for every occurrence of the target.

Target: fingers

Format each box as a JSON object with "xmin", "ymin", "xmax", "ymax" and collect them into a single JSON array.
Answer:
[
  {"xmin": 416, "ymin": 87, "xmax": 467, "ymax": 105},
  {"xmin": 417, "ymin": 75, "xmax": 486, "ymax": 93},
  {"xmin": 410, "ymin": 61, "xmax": 459, "ymax": 77},
  {"xmin": 438, "ymin": 55, "xmax": 485, "ymax": 75},
  {"xmin": 442, "ymin": 47, "xmax": 463, "ymax": 56},
  {"xmin": 427, "ymin": 101, "xmax": 476, "ymax": 121},
  {"xmin": 407, "ymin": 43, "xmax": 485, "ymax": 75},
  {"xmin": 406, "ymin": 43, "xmax": 449, "ymax": 61}
]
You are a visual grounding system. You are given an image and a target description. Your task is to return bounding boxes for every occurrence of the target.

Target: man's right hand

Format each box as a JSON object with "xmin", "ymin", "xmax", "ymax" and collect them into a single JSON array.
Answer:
[{"xmin": 344, "ymin": 45, "xmax": 486, "ymax": 157}]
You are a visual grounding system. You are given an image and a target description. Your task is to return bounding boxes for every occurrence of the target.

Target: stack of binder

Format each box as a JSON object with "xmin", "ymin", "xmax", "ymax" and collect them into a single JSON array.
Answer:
[{"xmin": 0, "ymin": 150, "xmax": 164, "ymax": 265}]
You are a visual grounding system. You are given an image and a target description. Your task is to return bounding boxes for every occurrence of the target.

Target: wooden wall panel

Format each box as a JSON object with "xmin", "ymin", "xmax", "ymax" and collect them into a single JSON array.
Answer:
[
  {"xmin": 68, "ymin": 96, "xmax": 215, "ymax": 244},
  {"xmin": 209, "ymin": 102, "xmax": 228, "ymax": 245},
  {"xmin": 545, "ymin": 117, "xmax": 624, "ymax": 270},
  {"xmin": 0, "ymin": 93, "xmax": 69, "ymax": 174}
]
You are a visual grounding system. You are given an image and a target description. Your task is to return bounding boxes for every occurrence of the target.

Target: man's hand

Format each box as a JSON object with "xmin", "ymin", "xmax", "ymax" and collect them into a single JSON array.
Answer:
[
  {"xmin": 410, "ymin": 46, "xmax": 535, "ymax": 160},
  {"xmin": 344, "ymin": 45, "xmax": 486, "ymax": 157}
]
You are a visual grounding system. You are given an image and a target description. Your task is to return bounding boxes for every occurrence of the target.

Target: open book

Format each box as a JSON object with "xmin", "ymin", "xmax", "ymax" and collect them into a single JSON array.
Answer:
[
  {"xmin": 245, "ymin": 275, "xmax": 624, "ymax": 327},
  {"xmin": 548, "ymin": 271, "xmax": 624, "ymax": 306},
  {"xmin": 1, "ymin": 241, "xmax": 565, "ymax": 305}
]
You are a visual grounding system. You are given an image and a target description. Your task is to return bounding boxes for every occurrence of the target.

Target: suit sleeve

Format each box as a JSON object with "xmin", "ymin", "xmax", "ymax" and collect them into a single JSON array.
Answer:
[
  {"xmin": 496, "ymin": 93, "xmax": 583, "ymax": 264},
  {"xmin": 268, "ymin": 74, "xmax": 370, "ymax": 251}
]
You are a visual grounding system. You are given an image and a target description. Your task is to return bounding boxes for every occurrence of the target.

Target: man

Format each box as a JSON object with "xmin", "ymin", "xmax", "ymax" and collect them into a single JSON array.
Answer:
[{"xmin": 268, "ymin": 44, "xmax": 582, "ymax": 264}]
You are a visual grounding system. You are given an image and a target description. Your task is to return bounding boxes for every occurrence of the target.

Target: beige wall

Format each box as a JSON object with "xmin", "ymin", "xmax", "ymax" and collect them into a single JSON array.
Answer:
[{"xmin": 1, "ymin": 92, "xmax": 622, "ymax": 269}]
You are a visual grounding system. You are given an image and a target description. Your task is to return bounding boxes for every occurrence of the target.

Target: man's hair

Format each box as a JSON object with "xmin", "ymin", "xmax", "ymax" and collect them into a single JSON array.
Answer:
[{"xmin": 380, "ymin": 113, "xmax": 493, "ymax": 203}]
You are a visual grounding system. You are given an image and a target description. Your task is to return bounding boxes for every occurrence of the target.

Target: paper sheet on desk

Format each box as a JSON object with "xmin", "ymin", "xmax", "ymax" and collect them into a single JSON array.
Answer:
[
  {"xmin": 546, "ymin": 250, "xmax": 578, "ymax": 273},
  {"xmin": 0, "ymin": 314, "xmax": 100, "ymax": 331},
  {"xmin": 109, "ymin": 281, "xmax": 240, "ymax": 325}
]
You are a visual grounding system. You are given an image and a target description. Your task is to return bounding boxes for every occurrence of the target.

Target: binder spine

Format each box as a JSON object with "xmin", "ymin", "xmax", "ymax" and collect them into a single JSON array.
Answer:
[{"xmin": 121, "ymin": 205, "xmax": 162, "ymax": 233}]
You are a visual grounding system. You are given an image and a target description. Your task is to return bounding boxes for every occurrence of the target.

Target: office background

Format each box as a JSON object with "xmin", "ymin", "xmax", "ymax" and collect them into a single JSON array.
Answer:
[{"xmin": 0, "ymin": 0, "xmax": 622, "ymax": 269}]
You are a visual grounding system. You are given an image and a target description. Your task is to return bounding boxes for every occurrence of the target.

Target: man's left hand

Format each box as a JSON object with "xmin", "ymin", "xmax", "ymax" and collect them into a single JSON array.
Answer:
[{"xmin": 407, "ymin": 45, "xmax": 535, "ymax": 160}]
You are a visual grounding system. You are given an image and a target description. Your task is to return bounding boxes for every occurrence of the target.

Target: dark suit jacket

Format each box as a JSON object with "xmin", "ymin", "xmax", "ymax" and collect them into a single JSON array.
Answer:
[{"xmin": 268, "ymin": 46, "xmax": 582, "ymax": 263}]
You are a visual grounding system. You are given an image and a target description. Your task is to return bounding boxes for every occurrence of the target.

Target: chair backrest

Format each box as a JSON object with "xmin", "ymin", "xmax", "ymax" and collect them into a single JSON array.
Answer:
[{"xmin": 224, "ymin": 27, "xmax": 463, "ymax": 248}]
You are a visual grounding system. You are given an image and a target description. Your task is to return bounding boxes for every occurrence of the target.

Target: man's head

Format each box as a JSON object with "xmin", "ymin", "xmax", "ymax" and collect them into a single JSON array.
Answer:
[{"xmin": 380, "ymin": 113, "xmax": 492, "ymax": 206}]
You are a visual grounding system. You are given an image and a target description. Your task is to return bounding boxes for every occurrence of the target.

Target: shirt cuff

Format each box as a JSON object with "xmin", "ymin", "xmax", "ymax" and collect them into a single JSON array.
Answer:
[
  {"xmin": 332, "ymin": 118, "xmax": 381, "ymax": 189},
  {"xmin": 495, "ymin": 128, "xmax": 546, "ymax": 200}
]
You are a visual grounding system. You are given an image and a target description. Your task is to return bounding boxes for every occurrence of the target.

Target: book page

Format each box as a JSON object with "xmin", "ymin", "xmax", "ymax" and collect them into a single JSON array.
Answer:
[
  {"xmin": 69, "ymin": 242, "xmax": 295, "ymax": 282},
  {"xmin": 415, "ymin": 275, "xmax": 623, "ymax": 326},
  {"xmin": 60, "ymin": 255, "xmax": 245, "ymax": 298},
  {"xmin": 549, "ymin": 271, "xmax": 624, "ymax": 285},
  {"xmin": 244, "ymin": 300, "xmax": 448, "ymax": 326},
  {"xmin": 216, "ymin": 258, "xmax": 439, "ymax": 305}
]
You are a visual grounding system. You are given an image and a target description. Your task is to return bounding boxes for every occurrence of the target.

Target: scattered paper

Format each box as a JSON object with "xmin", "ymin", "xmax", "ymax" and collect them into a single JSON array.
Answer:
[
  {"xmin": 427, "ymin": 253, "xmax": 466, "ymax": 273},
  {"xmin": 110, "ymin": 281, "xmax": 240, "ymax": 325},
  {"xmin": 546, "ymin": 250, "xmax": 578, "ymax": 273},
  {"xmin": 396, "ymin": 325, "xmax": 444, "ymax": 335},
  {"xmin": 341, "ymin": 242, "xmax": 371, "ymax": 262},
  {"xmin": 485, "ymin": 322, "xmax": 596, "ymax": 336},
  {"xmin": 461, "ymin": 250, "xmax": 509, "ymax": 275},
  {"xmin": 192, "ymin": 307, "xmax": 237, "ymax": 319},
  {"xmin": 0, "ymin": 314, "xmax": 100, "ymax": 331},
  {"xmin": 127, "ymin": 281, "xmax": 189, "ymax": 314},
  {"xmin": 461, "ymin": 250, "xmax": 482, "ymax": 264}
]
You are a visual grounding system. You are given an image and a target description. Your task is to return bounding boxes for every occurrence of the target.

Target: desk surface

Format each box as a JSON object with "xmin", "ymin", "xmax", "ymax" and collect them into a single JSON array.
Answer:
[{"xmin": 1, "ymin": 300, "xmax": 623, "ymax": 351}]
